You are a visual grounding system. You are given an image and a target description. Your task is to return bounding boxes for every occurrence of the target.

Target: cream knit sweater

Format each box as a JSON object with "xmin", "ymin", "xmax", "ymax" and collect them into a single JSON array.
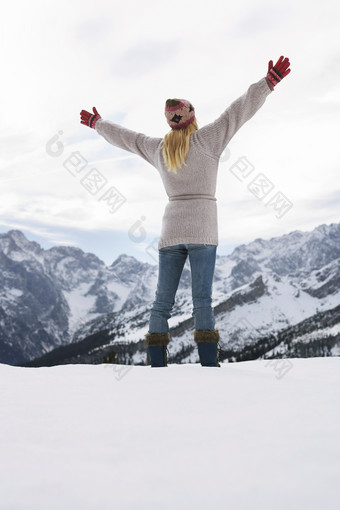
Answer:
[{"xmin": 95, "ymin": 77, "xmax": 272, "ymax": 249}]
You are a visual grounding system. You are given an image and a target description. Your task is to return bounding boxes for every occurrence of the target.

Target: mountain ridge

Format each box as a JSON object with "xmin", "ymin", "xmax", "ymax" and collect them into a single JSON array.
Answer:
[{"xmin": 0, "ymin": 222, "xmax": 339, "ymax": 365}]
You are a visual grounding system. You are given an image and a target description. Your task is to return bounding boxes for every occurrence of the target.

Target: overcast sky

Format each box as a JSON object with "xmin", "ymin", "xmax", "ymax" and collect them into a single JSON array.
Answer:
[{"xmin": 1, "ymin": 0, "xmax": 339, "ymax": 265}]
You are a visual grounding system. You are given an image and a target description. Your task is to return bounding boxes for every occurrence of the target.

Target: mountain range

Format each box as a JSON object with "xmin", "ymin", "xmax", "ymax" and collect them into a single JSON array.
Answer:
[{"xmin": 0, "ymin": 223, "xmax": 339, "ymax": 366}]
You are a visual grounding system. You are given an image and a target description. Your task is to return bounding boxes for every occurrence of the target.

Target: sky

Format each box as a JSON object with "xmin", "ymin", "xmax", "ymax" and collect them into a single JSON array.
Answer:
[{"xmin": 1, "ymin": 0, "xmax": 339, "ymax": 265}]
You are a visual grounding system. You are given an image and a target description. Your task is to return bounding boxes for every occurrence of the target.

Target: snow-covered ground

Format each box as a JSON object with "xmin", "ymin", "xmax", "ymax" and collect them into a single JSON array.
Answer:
[{"xmin": 1, "ymin": 358, "xmax": 340, "ymax": 510}]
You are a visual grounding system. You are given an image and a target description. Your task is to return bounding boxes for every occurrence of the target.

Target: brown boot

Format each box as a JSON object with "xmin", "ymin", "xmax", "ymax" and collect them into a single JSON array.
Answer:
[
  {"xmin": 193, "ymin": 329, "xmax": 221, "ymax": 367},
  {"xmin": 145, "ymin": 332, "xmax": 170, "ymax": 367}
]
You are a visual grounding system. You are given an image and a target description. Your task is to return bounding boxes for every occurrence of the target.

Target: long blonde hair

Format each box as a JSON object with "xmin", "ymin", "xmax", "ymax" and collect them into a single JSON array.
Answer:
[{"xmin": 162, "ymin": 118, "xmax": 198, "ymax": 173}]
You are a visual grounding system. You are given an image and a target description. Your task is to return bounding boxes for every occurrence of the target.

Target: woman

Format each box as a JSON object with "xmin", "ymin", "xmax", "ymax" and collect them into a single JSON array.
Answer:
[{"xmin": 80, "ymin": 56, "xmax": 291, "ymax": 368}]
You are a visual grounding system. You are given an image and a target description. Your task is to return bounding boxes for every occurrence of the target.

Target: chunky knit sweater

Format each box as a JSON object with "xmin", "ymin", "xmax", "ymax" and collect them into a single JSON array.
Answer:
[{"xmin": 95, "ymin": 76, "xmax": 272, "ymax": 249}]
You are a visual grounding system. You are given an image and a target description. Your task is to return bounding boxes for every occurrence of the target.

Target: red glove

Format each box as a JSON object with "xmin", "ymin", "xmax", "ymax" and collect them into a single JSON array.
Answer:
[
  {"xmin": 266, "ymin": 56, "xmax": 291, "ymax": 88},
  {"xmin": 80, "ymin": 106, "xmax": 102, "ymax": 129}
]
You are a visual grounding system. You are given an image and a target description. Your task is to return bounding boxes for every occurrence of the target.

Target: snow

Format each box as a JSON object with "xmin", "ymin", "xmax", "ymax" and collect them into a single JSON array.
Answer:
[
  {"xmin": 291, "ymin": 323, "xmax": 340, "ymax": 343},
  {"xmin": 300, "ymin": 258, "xmax": 340, "ymax": 290},
  {"xmin": 4, "ymin": 249, "xmax": 30, "ymax": 262},
  {"xmin": 106, "ymin": 278, "xmax": 133, "ymax": 311},
  {"xmin": 213, "ymin": 270, "xmax": 339, "ymax": 352},
  {"xmin": 62, "ymin": 282, "xmax": 101, "ymax": 333},
  {"xmin": 0, "ymin": 287, "xmax": 23, "ymax": 301},
  {"xmin": 1, "ymin": 357, "xmax": 340, "ymax": 510},
  {"xmin": 265, "ymin": 324, "xmax": 340, "ymax": 358}
]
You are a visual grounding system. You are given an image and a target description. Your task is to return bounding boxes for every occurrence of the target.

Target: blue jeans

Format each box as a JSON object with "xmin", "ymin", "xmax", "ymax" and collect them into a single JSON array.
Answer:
[{"xmin": 148, "ymin": 243, "xmax": 217, "ymax": 334}]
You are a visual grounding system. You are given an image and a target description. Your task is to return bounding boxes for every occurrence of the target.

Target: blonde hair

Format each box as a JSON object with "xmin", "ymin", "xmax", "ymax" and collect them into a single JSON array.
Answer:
[{"xmin": 162, "ymin": 118, "xmax": 198, "ymax": 173}]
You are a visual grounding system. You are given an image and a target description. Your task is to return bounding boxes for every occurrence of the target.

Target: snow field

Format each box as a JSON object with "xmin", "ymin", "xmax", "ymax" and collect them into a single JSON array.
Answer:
[{"xmin": 1, "ymin": 357, "xmax": 340, "ymax": 510}]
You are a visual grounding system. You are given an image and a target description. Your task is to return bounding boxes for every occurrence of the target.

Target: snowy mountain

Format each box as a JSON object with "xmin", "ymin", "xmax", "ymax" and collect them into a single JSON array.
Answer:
[
  {"xmin": 0, "ymin": 230, "xmax": 160, "ymax": 364},
  {"xmin": 1, "ymin": 223, "xmax": 339, "ymax": 366}
]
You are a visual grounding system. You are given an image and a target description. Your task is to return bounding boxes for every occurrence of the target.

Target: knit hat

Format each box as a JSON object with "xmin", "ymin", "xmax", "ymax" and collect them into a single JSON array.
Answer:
[{"xmin": 165, "ymin": 98, "xmax": 195, "ymax": 130}]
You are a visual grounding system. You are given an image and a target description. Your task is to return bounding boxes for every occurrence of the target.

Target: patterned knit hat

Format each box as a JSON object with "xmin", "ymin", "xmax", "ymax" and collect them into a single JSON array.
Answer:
[{"xmin": 165, "ymin": 98, "xmax": 195, "ymax": 130}]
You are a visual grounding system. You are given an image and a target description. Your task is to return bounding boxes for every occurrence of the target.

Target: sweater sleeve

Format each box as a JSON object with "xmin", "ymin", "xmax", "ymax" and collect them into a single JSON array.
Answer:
[
  {"xmin": 95, "ymin": 119, "xmax": 161, "ymax": 168},
  {"xmin": 195, "ymin": 77, "xmax": 272, "ymax": 159}
]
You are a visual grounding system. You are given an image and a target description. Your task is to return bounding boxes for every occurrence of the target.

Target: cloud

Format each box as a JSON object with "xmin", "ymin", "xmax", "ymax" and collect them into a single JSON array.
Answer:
[
  {"xmin": 0, "ymin": 132, "xmax": 42, "ymax": 162},
  {"xmin": 76, "ymin": 16, "xmax": 114, "ymax": 44},
  {"xmin": 1, "ymin": 0, "xmax": 340, "ymax": 264},
  {"xmin": 310, "ymin": 88, "xmax": 340, "ymax": 104},
  {"xmin": 110, "ymin": 39, "xmax": 180, "ymax": 77},
  {"xmin": 230, "ymin": 2, "xmax": 293, "ymax": 37}
]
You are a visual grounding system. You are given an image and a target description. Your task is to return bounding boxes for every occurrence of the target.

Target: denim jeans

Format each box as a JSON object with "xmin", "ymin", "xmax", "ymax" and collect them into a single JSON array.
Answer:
[{"xmin": 148, "ymin": 243, "xmax": 217, "ymax": 334}]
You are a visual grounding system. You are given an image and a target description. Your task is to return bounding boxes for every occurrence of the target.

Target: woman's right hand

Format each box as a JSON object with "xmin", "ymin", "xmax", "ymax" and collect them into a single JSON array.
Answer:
[
  {"xmin": 266, "ymin": 56, "xmax": 291, "ymax": 87},
  {"xmin": 80, "ymin": 106, "xmax": 102, "ymax": 129}
]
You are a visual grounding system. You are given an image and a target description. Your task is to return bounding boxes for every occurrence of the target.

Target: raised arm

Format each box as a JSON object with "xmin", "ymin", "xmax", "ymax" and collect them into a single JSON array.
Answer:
[
  {"xmin": 195, "ymin": 56, "xmax": 291, "ymax": 159},
  {"xmin": 80, "ymin": 107, "xmax": 161, "ymax": 167}
]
